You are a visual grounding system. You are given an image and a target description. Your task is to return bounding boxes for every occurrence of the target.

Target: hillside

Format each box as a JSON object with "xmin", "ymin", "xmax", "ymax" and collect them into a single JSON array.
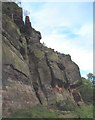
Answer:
[{"xmin": 2, "ymin": 2, "xmax": 84, "ymax": 117}]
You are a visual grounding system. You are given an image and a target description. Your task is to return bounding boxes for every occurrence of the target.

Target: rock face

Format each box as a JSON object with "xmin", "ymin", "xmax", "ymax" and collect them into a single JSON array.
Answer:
[{"xmin": 2, "ymin": 2, "xmax": 83, "ymax": 117}]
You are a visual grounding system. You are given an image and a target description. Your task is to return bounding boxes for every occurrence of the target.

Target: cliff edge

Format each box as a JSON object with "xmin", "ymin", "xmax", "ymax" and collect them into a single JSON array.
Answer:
[{"xmin": 2, "ymin": 2, "xmax": 83, "ymax": 117}]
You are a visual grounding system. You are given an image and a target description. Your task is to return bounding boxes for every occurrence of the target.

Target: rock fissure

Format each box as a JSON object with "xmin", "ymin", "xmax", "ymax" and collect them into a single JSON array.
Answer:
[
  {"xmin": 2, "ymin": 2, "xmax": 84, "ymax": 116},
  {"xmin": 45, "ymin": 53, "xmax": 55, "ymax": 88},
  {"xmin": 4, "ymin": 64, "xmax": 28, "ymax": 78}
]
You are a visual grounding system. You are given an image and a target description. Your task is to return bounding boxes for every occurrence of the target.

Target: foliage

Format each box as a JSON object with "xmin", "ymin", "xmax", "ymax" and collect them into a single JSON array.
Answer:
[
  {"xmin": 2, "ymin": 73, "xmax": 94, "ymax": 119},
  {"xmin": 79, "ymin": 77, "xmax": 93, "ymax": 104},
  {"xmin": 75, "ymin": 105, "xmax": 93, "ymax": 118},
  {"xmin": 87, "ymin": 73, "xmax": 95, "ymax": 85},
  {"xmin": 13, "ymin": 0, "xmax": 21, "ymax": 5},
  {"xmin": 55, "ymin": 100, "xmax": 78, "ymax": 111},
  {"xmin": 42, "ymin": 42, "xmax": 46, "ymax": 46},
  {"xmin": 24, "ymin": 10, "xmax": 30, "ymax": 17},
  {"xmin": 9, "ymin": 104, "xmax": 58, "ymax": 118}
]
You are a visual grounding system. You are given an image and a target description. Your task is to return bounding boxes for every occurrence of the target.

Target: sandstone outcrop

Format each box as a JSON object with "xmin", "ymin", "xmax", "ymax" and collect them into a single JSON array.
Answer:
[{"xmin": 2, "ymin": 2, "xmax": 83, "ymax": 117}]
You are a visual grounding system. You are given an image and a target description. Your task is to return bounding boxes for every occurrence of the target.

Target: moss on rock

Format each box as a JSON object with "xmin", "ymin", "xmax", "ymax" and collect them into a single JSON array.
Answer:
[
  {"xmin": 2, "ymin": 42, "xmax": 29, "ymax": 77},
  {"xmin": 33, "ymin": 49, "xmax": 44, "ymax": 60}
]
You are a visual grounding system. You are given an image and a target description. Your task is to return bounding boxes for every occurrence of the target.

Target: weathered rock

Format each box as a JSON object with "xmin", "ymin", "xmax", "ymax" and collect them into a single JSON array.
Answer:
[
  {"xmin": 2, "ymin": 2, "xmax": 24, "ymax": 32},
  {"xmin": 2, "ymin": 2, "xmax": 83, "ymax": 117},
  {"xmin": 2, "ymin": 65, "xmax": 39, "ymax": 117},
  {"xmin": 58, "ymin": 54, "xmax": 82, "ymax": 88},
  {"xmin": 2, "ymin": 42, "xmax": 29, "ymax": 77},
  {"xmin": 24, "ymin": 16, "xmax": 32, "ymax": 35}
]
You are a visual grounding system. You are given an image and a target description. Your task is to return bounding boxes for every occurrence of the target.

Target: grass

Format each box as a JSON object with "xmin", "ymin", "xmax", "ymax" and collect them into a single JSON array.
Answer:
[
  {"xmin": 2, "ymin": 102, "xmax": 94, "ymax": 119},
  {"xmin": 55, "ymin": 100, "xmax": 78, "ymax": 111},
  {"xmin": 8, "ymin": 104, "xmax": 59, "ymax": 118},
  {"xmin": 75, "ymin": 104, "xmax": 93, "ymax": 118}
]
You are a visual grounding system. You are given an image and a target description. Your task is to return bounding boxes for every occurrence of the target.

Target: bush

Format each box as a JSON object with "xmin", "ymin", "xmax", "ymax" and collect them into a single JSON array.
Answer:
[
  {"xmin": 56, "ymin": 100, "xmax": 78, "ymax": 111},
  {"xmin": 9, "ymin": 104, "xmax": 58, "ymax": 118},
  {"xmin": 79, "ymin": 77, "xmax": 93, "ymax": 104},
  {"xmin": 75, "ymin": 105, "xmax": 93, "ymax": 118}
]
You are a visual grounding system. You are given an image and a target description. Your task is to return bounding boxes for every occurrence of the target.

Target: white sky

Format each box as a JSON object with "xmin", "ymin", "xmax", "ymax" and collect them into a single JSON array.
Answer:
[{"xmin": 21, "ymin": 2, "xmax": 93, "ymax": 78}]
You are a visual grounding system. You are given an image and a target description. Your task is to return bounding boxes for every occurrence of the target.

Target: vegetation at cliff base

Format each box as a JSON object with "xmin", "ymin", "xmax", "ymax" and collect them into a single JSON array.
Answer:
[
  {"xmin": 7, "ymin": 73, "xmax": 94, "ymax": 118},
  {"xmin": 2, "ymin": 2, "xmax": 94, "ymax": 119},
  {"xmin": 78, "ymin": 77, "xmax": 93, "ymax": 104},
  {"xmin": 75, "ymin": 104, "xmax": 93, "ymax": 118},
  {"xmin": 9, "ymin": 104, "xmax": 59, "ymax": 118},
  {"xmin": 75, "ymin": 73, "xmax": 94, "ymax": 118}
]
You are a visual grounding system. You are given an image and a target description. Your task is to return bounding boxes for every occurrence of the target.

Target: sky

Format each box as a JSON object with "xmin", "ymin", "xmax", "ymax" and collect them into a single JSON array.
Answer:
[{"xmin": 21, "ymin": 2, "xmax": 93, "ymax": 78}]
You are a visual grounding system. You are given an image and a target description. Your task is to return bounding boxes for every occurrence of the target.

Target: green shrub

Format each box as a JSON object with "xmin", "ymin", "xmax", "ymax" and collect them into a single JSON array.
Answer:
[
  {"xmin": 56, "ymin": 100, "xmax": 78, "ymax": 111},
  {"xmin": 79, "ymin": 77, "xmax": 93, "ymax": 105},
  {"xmin": 75, "ymin": 105, "xmax": 93, "ymax": 118},
  {"xmin": 9, "ymin": 104, "xmax": 58, "ymax": 118}
]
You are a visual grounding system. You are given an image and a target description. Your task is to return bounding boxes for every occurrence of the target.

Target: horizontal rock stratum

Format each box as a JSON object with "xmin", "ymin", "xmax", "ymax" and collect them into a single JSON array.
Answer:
[{"xmin": 2, "ymin": 2, "xmax": 83, "ymax": 117}]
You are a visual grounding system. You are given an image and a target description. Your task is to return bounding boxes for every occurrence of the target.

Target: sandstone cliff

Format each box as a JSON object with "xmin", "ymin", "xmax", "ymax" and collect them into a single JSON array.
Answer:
[{"xmin": 2, "ymin": 2, "xmax": 83, "ymax": 117}]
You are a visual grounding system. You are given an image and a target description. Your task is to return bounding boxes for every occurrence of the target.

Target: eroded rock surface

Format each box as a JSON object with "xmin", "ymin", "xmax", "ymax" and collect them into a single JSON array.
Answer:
[{"xmin": 2, "ymin": 2, "xmax": 83, "ymax": 117}]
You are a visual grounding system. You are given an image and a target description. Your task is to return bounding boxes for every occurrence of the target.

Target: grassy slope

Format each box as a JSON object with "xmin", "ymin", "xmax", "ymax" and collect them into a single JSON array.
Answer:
[
  {"xmin": 8, "ymin": 104, "xmax": 59, "ymax": 118},
  {"xmin": 2, "ymin": 104, "xmax": 93, "ymax": 119}
]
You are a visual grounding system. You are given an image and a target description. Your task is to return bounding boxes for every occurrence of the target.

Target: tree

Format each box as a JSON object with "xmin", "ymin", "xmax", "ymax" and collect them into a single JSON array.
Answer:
[
  {"xmin": 24, "ymin": 9, "xmax": 30, "ymax": 17},
  {"xmin": 87, "ymin": 73, "xmax": 95, "ymax": 87},
  {"xmin": 13, "ymin": 0, "xmax": 21, "ymax": 4},
  {"xmin": 87, "ymin": 73, "xmax": 93, "ymax": 81},
  {"xmin": 78, "ymin": 77, "xmax": 93, "ymax": 104},
  {"xmin": 42, "ymin": 42, "xmax": 46, "ymax": 46},
  {"xmin": 18, "ymin": 2, "xmax": 21, "ymax": 6}
]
